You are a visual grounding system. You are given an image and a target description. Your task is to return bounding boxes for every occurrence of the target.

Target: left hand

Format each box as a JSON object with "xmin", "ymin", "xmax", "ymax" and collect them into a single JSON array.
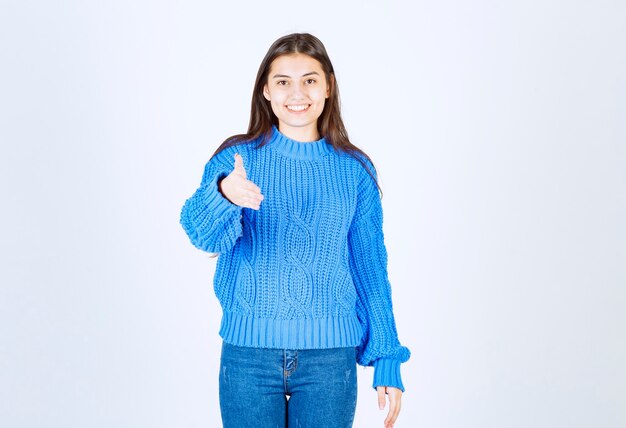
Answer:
[{"xmin": 377, "ymin": 386, "xmax": 402, "ymax": 427}]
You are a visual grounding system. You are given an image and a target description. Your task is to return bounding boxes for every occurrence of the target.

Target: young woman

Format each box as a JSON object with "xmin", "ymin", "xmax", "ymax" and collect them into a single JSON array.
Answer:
[{"xmin": 180, "ymin": 32, "xmax": 410, "ymax": 428}]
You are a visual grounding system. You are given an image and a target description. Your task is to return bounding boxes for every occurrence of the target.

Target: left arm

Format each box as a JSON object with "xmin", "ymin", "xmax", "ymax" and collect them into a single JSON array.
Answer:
[{"xmin": 348, "ymin": 160, "xmax": 411, "ymax": 393}]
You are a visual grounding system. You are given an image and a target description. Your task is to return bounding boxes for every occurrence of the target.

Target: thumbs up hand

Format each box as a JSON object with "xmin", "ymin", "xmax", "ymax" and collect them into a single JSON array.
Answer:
[{"xmin": 218, "ymin": 153, "xmax": 265, "ymax": 210}]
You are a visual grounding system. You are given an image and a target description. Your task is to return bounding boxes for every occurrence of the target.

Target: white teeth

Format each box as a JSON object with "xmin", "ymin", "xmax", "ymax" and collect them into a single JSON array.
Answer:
[{"xmin": 287, "ymin": 104, "xmax": 310, "ymax": 111}]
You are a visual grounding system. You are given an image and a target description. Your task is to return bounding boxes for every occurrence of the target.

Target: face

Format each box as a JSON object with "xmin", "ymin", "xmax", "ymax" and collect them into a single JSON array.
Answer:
[{"xmin": 263, "ymin": 53, "xmax": 330, "ymax": 139}]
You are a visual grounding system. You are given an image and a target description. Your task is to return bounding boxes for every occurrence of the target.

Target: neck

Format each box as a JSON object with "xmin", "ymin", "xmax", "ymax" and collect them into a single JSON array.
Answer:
[{"xmin": 278, "ymin": 123, "xmax": 320, "ymax": 142}]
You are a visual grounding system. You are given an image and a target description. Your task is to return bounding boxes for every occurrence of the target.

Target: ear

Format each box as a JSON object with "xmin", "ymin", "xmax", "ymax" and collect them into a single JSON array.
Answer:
[
  {"xmin": 326, "ymin": 75, "xmax": 333, "ymax": 98},
  {"xmin": 263, "ymin": 83, "xmax": 270, "ymax": 101}
]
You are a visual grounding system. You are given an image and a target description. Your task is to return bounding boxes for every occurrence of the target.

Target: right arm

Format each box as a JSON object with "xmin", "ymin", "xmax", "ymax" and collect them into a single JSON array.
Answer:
[{"xmin": 179, "ymin": 148, "xmax": 244, "ymax": 254}]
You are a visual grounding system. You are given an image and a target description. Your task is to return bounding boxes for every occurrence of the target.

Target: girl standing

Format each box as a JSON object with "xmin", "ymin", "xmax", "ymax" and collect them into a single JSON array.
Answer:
[{"xmin": 180, "ymin": 32, "xmax": 410, "ymax": 428}]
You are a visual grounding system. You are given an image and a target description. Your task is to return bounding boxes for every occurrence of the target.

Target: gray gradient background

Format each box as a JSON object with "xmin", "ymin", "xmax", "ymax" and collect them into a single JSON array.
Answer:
[{"xmin": 1, "ymin": 1, "xmax": 625, "ymax": 427}]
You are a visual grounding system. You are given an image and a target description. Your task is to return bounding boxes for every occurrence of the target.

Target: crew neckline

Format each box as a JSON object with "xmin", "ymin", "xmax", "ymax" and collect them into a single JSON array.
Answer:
[{"xmin": 267, "ymin": 124, "xmax": 333, "ymax": 160}]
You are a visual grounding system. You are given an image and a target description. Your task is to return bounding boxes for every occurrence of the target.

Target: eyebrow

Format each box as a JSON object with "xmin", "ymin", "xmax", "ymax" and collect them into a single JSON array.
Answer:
[{"xmin": 271, "ymin": 71, "xmax": 320, "ymax": 79}]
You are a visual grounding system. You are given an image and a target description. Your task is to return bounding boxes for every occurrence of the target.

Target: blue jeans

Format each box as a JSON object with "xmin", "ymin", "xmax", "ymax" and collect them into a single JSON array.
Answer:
[{"xmin": 219, "ymin": 340, "xmax": 358, "ymax": 427}]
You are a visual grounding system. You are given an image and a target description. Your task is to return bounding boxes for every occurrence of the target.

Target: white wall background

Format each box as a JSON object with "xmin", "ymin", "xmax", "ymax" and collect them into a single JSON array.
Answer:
[{"xmin": 1, "ymin": 1, "xmax": 624, "ymax": 427}]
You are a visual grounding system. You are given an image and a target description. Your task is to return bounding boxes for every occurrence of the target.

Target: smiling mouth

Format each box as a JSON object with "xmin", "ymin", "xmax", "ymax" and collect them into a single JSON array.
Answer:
[{"xmin": 286, "ymin": 104, "xmax": 311, "ymax": 113}]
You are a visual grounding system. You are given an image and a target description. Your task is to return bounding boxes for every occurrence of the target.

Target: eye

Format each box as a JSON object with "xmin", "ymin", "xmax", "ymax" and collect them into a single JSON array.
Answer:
[
  {"xmin": 277, "ymin": 80, "xmax": 287, "ymax": 85},
  {"xmin": 306, "ymin": 79, "xmax": 316, "ymax": 84}
]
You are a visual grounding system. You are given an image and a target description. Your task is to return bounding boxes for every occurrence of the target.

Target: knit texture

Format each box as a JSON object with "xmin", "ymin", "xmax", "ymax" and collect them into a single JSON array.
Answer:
[{"xmin": 180, "ymin": 124, "xmax": 411, "ymax": 392}]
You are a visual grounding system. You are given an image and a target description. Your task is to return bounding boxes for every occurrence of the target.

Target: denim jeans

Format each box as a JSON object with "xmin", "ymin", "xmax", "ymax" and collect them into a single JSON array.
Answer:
[{"xmin": 218, "ymin": 340, "xmax": 358, "ymax": 428}]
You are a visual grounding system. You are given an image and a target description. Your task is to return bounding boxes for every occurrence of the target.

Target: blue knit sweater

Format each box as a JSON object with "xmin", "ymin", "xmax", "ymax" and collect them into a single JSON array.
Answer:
[{"xmin": 180, "ymin": 124, "xmax": 410, "ymax": 392}]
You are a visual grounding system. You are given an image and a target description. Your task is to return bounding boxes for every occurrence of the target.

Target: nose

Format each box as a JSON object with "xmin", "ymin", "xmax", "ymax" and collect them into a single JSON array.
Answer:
[{"xmin": 288, "ymin": 82, "xmax": 307, "ymax": 100}]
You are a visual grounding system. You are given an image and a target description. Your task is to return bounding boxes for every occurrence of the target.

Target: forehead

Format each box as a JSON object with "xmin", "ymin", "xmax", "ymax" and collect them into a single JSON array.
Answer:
[{"xmin": 269, "ymin": 53, "xmax": 323, "ymax": 75}]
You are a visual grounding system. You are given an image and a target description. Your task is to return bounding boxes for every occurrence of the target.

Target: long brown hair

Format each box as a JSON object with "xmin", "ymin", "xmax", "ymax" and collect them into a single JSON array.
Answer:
[{"xmin": 211, "ymin": 32, "xmax": 382, "ymax": 196}]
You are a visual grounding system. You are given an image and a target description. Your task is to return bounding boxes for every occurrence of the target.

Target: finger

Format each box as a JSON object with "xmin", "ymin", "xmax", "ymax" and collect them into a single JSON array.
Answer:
[
  {"xmin": 245, "ymin": 185, "xmax": 265, "ymax": 200},
  {"xmin": 253, "ymin": 192, "xmax": 264, "ymax": 202},
  {"xmin": 241, "ymin": 196, "xmax": 261, "ymax": 210},
  {"xmin": 377, "ymin": 386, "xmax": 386, "ymax": 410},
  {"xmin": 384, "ymin": 394, "xmax": 394, "ymax": 426},
  {"xmin": 388, "ymin": 391, "xmax": 403, "ymax": 427},
  {"xmin": 248, "ymin": 199, "xmax": 261, "ymax": 210},
  {"xmin": 243, "ymin": 190, "xmax": 264, "ymax": 205},
  {"xmin": 384, "ymin": 394, "xmax": 400, "ymax": 426},
  {"xmin": 233, "ymin": 154, "xmax": 247, "ymax": 178},
  {"xmin": 244, "ymin": 181, "xmax": 264, "ymax": 197}
]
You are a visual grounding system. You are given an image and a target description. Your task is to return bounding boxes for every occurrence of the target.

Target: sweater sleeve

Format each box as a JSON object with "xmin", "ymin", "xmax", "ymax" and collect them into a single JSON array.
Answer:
[
  {"xmin": 179, "ymin": 147, "xmax": 243, "ymax": 253},
  {"xmin": 348, "ymin": 159, "xmax": 411, "ymax": 393}
]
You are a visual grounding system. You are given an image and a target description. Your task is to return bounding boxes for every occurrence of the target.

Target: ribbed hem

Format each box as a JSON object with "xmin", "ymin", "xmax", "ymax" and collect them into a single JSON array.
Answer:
[
  {"xmin": 267, "ymin": 124, "xmax": 333, "ymax": 160},
  {"xmin": 180, "ymin": 169, "xmax": 243, "ymax": 253},
  {"xmin": 219, "ymin": 309, "xmax": 364, "ymax": 349},
  {"xmin": 372, "ymin": 358, "xmax": 405, "ymax": 392},
  {"xmin": 201, "ymin": 171, "xmax": 240, "ymax": 219}
]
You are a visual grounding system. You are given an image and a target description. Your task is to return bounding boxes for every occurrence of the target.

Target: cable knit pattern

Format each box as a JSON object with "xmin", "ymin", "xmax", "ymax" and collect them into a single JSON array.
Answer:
[{"xmin": 180, "ymin": 124, "xmax": 410, "ymax": 392}]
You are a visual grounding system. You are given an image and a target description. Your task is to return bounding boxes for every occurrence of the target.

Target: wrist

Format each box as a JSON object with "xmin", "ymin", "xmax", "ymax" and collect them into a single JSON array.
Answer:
[{"xmin": 218, "ymin": 177, "xmax": 238, "ymax": 206}]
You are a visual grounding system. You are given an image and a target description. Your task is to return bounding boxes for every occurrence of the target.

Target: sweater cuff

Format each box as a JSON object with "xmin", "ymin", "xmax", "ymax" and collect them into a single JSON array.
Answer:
[
  {"xmin": 372, "ymin": 358, "xmax": 405, "ymax": 393},
  {"xmin": 201, "ymin": 171, "xmax": 240, "ymax": 218}
]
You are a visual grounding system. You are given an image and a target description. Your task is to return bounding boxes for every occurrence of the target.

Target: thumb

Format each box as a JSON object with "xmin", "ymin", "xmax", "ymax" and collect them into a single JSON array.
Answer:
[
  {"xmin": 232, "ymin": 153, "xmax": 247, "ymax": 178},
  {"xmin": 377, "ymin": 386, "xmax": 386, "ymax": 410}
]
